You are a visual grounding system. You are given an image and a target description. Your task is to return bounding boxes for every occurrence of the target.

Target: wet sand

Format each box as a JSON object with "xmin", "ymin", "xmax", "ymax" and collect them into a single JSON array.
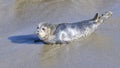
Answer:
[{"xmin": 0, "ymin": 0, "xmax": 120, "ymax": 68}]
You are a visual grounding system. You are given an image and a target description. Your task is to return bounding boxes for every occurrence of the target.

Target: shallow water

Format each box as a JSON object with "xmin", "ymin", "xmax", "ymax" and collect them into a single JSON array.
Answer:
[{"xmin": 0, "ymin": 0, "xmax": 120, "ymax": 68}]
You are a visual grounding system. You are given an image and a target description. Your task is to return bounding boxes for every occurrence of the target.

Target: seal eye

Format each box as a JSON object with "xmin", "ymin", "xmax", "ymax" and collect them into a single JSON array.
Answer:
[{"xmin": 42, "ymin": 28, "xmax": 45, "ymax": 31}]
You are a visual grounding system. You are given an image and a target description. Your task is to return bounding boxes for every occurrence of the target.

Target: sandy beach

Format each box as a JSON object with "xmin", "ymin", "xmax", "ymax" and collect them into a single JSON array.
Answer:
[{"xmin": 0, "ymin": 0, "xmax": 120, "ymax": 68}]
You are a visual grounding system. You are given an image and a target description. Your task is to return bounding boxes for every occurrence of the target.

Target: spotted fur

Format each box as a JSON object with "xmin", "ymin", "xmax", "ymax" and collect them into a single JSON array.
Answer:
[{"xmin": 36, "ymin": 11, "xmax": 112, "ymax": 44}]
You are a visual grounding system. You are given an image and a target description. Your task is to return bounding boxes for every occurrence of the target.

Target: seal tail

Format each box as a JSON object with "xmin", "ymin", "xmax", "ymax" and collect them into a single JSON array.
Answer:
[{"xmin": 92, "ymin": 11, "xmax": 112, "ymax": 23}]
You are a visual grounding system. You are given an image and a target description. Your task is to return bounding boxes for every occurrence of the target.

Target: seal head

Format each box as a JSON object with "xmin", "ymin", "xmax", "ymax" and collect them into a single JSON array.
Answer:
[{"xmin": 36, "ymin": 23, "xmax": 57, "ymax": 43}]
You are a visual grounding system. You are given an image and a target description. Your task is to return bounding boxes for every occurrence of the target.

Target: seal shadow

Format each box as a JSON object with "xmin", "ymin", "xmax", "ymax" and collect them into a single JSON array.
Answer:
[{"xmin": 8, "ymin": 34, "xmax": 45, "ymax": 44}]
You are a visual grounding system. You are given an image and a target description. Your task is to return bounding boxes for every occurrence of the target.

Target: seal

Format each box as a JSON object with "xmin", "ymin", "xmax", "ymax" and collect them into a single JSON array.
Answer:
[{"xmin": 36, "ymin": 11, "xmax": 112, "ymax": 44}]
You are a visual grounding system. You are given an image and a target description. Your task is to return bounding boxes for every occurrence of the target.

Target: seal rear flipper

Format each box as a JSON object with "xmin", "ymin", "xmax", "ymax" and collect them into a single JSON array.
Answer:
[
  {"xmin": 92, "ymin": 13, "xmax": 99, "ymax": 21},
  {"xmin": 92, "ymin": 11, "xmax": 112, "ymax": 24},
  {"xmin": 92, "ymin": 13, "xmax": 98, "ymax": 20},
  {"xmin": 99, "ymin": 11, "xmax": 112, "ymax": 22}
]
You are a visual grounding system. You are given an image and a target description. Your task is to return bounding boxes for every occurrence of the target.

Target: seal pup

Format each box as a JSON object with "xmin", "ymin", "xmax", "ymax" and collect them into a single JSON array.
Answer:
[{"xmin": 36, "ymin": 11, "xmax": 112, "ymax": 44}]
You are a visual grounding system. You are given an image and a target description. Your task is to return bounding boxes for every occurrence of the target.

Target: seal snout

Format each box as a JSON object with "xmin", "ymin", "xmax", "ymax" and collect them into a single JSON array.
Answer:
[{"xmin": 36, "ymin": 31, "xmax": 39, "ymax": 35}]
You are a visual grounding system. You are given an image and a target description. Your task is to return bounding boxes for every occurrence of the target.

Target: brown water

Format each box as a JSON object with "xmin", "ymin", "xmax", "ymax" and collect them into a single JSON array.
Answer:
[{"xmin": 0, "ymin": 0, "xmax": 120, "ymax": 68}]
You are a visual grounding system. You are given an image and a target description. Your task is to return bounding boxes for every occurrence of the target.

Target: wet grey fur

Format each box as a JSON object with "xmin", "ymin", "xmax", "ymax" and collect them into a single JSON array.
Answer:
[{"xmin": 36, "ymin": 11, "xmax": 112, "ymax": 44}]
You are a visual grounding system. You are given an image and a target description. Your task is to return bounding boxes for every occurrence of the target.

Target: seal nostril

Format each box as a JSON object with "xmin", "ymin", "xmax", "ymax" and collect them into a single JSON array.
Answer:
[
  {"xmin": 36, "ymin": 31, "xmax": 39, "ymax": 35},
  {"xmin": 36, "ymin": 33, "xmax": 39, "ymax": 35}
]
